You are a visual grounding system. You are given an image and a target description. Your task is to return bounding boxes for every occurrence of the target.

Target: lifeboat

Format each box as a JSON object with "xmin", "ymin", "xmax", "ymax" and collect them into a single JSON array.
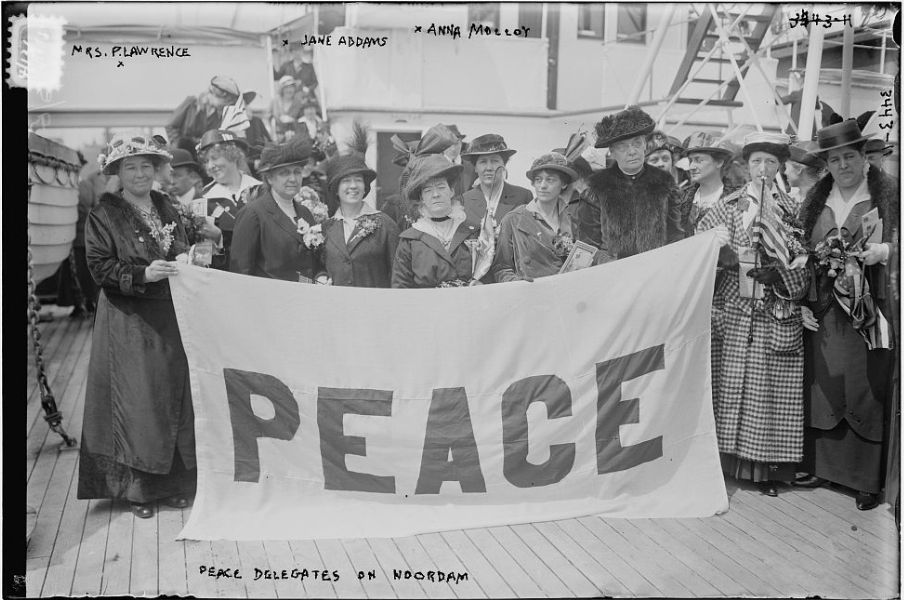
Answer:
[{"xmin": 28, "ymin": 133, "xmax": 81, "ymax": 285}]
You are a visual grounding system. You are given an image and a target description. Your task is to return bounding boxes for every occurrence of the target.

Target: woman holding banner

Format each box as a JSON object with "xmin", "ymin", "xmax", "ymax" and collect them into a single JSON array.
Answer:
[
  {"xmin": 78, "ymin": 132, "xmax": 195, "ymax": 518},
  {"xmin": 492, "ymin": 153, "xmax": 578, "ymax": 282},
  {"xmin": 392, "ymin": 154, "xmax": 481, "ymax": 288},
  {"xmin": 697, "ymin": 132, "xmax": 809, "ymax": 498},
  {"xmin": 317, "ymin": 154, "xmax": 399, "ymax": 287},
  {"xmin": 794, "ymin": 121, "xmax": 898, "ymax": 511}
]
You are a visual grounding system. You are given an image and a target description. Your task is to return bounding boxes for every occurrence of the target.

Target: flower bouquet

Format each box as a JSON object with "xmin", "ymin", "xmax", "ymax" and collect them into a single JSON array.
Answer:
[
  {"xmin": 552, "ymin": 232, "xmax": 576, "ymax": 260},
  {"xmin": 295, "ymin": 187, "xmax": 330, "ymax": 224},
  {"xmin": 296, "ymin": 217, "xmax": 325, "ymax": 252}
]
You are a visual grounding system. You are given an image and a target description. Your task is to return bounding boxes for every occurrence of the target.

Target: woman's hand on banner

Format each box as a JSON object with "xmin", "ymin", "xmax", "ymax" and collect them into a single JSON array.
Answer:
[
  {"xmin": 712, "ymin": 225, "xmax": 730, "ymax": 247},
  {"xmin": 145, "ymin": 259, "xmax": 179, "ymax": 282}
]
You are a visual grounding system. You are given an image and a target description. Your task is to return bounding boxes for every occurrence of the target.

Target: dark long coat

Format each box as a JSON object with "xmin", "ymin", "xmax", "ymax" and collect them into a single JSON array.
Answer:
[
  {"xmin": 461, "ymin": 181, "xmax": 532, "ymax": 227},
  {"xmin": 229, "ymin": 189, "xmax": 321, "ymax": 282},
  {"xmin": 321, "ymin": 212, "xmax": 400, "ymax": 288},
  {"xmin": 78, "ymin": 191, "xmax": 195, "ymax": 501},
  {"xmin": 392, "ymin": 219, "xmax": 480, "ymax": 288},
  {"xmin": 799, "ymin": 167, "xmax": 898, "ymax": 446},
  {"xmin": 492, "ymin": 203, "xmax": 574, "ymax": 283}
]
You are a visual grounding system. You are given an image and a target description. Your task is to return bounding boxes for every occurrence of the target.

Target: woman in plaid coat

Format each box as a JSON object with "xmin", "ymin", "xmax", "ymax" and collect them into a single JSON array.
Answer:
[{"xmin": 697, "ymin": 132, "xmax": 809, "ymax": 497}]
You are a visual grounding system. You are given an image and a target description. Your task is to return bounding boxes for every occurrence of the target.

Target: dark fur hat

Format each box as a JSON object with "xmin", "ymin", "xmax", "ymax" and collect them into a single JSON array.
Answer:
[
  {"xmin": 593, "ymin": 105, "xmax": 656, "ymax": 148},
  {"xmin": 325, "ymin": 153, "xmax": 377, "ymax": 195}
]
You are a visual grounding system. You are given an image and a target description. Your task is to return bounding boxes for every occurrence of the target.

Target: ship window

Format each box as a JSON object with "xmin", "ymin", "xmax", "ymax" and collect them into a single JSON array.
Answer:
[
  {"xmin": 617, "ymin": 3, "xmax": 647, "ymax": 44},
  {"xmin": 578, "ymin": 4, "xmax": 605, "ymax": 39}
]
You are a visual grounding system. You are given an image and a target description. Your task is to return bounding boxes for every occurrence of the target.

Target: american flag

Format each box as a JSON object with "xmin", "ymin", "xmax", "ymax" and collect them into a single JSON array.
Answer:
[
  {"xmin": 220, "ymin": 95, "xmax": 250, "ymax": 134},
  {"xmin": 752, "ymin": 209, "xmax": 790, "ymax": 269}
]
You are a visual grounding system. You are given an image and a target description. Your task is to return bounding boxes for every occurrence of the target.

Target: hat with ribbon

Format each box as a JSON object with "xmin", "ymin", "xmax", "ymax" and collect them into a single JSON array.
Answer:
[
  {"xmin": 196, "ymin": 129, "xmax": 250, "ymax": 155},
  {"xmin": 258, "ymin": 135, "xmax": 314, "ymax": 173},
  {"xmin": 461, "ymin": 133, "xmax": 517, "ymax": 162},
  {"xmin": 593, "ymin": 105, "xmax": 656, "ymax": 148},
  {"xmin": 169, "ymin": 148, "xmax": 202, "ymax": 174},
  {"xmin": 98, "ymin": 130, "xmax": 173, "ymax": 176},
  {"xmin": 526, "ymin": 152, "xmax": 578, "ymax": 183},
  {"xmin": 682, "ymin": 131, "xmax": 734, "ymax": 160},
  {"xmin": 403, "ymin": 154, "xmax": 463, "ymax": 201},
  {"xmin": 815, "ymin": 120, "xmax": 874, "ymax": 155},
  {"xmin": 741, "ymin": 131, "xmax": 791, "ymax": 162},
  {"xmin": 789, "ymin": 141, "xmax": 825, "ymax": 169},
  {"xmin": 325, "ymin": 153, "xmax": 377, "ymax": 195},
  {"xmin": 864, "ymin": 138, "xmax": 894, "ymax": 156},
  {"xmin": 208, "ymin": 76, "xmax": 257, "ymax": 105}
]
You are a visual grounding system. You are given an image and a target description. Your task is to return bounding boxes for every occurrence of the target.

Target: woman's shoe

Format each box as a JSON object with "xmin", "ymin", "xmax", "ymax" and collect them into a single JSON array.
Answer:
[
  {"xmin": 760, "ymin": 481, "xmax": 778, "ymax": 497},
  {"xmin": 163, "ymin": 496, "xmax": 190, "ymax": 509},
  {"xmin": 130, "ymin": 502, "xmax": 154, "ymax": 519},
  {"xmin": 792, "ymin": 474, "xmax": 828, "ymax": 488},
  {"xmin": 855, "ymin": 492, "xmax": 879, "ymax": 511}
]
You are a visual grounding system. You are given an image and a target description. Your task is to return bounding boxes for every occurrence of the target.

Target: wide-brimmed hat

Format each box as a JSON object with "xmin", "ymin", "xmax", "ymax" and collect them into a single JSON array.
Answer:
[
  {"xmin": 277, "ymin": 75, "xmax": 300, "ymax": 91},
  {"xmin": 815, "ymin": 120, "xmax": 874, "ymax": 155},
  {"xmin": 865, "ymin": 138, "xmax": 894, "ymax": 156},
  {"xmin": 526, "ymin": 152, "xmax": 578, "ymax": 182},
  {"xmin": 741, "ymin": 132, "xmax": 791, "ymax": 162},
  {"xmin": 682, "ymin": 131, "xmax": 734, "ymax": 160},
  {"xmin": 789, "ymin": 141, "xmax": 825, "ymax": 169},
  {"xmin": 208, "ymin": 76, "xmax": 257, "ymax": 105},
  {"xmin": 169, "ymin": 148, "xmax": 202, "ymax": 174},
  {"xmin": 301, "ymin": 96, "xmax": 319, "ymax": 110},
  {"xmin": 257, "ymin": 136, "xmax": 314, "ymax": 173},
  {"xmin": 98, "ymin": 131, "xmax": 173, "ymax": 175},
  {"xmin": 461, "ymin": 134, "xmax": 516, "ymax": 162},
  {"xmin": 196, "ymin": 129, "xmax": 250, "ymax": 155},
  {"xmin": 325, "ymin": 153, "xmax": 377, "ymax": 194},
  {"xmin": 594, "ymin": 105, "xmax": 656, "ymax": 148},
  {"xmin": 403, "ymin": 154, "xmax": 463, "ymax": 201},
  {"xmin": 645, "ymin": 130, "xmax": 685, "ymax": 158}
]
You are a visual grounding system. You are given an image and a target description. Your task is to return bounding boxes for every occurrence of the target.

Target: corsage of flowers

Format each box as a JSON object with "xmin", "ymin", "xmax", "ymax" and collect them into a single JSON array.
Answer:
[
  {"xmin": 150, "ymin": 222, "xmax": 177, "ymax": 255},
  {"xmin": 348, "ymin": 214, "xmax": 382, "ymax": 244},
  {"xmin": 295, "ymin": 187, "xmax": 330, "ymax": 224},
  {"xmin": 552, "ymin": 232, "xmax": 576, "ymax": 259},
  {"xmin": 813, "ymin": 235, "xmax": 855, "ymax": 278},
  {"xmin": 173, "ymin": 203, "xmax": 207, "ymax": 243},
  {"xmin": 297, "ymin": 217, "xmax": 325, "ymax": 251}
]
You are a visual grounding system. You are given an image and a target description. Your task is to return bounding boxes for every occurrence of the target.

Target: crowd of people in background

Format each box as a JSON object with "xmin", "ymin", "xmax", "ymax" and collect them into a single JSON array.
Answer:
[{"xmin": 65, "ymin": 61, "xmax": 898, "ymax": 526}]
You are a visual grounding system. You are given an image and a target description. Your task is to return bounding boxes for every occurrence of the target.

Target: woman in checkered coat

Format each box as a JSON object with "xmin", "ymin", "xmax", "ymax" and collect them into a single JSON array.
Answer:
[{"xmin": 697, "ymin": 132, "xmax": 809, "ymax": 498}]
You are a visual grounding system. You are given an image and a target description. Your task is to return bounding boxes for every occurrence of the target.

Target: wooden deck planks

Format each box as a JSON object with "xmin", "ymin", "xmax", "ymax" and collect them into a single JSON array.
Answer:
[
  {"xmin": 392, "ymin": 536, "xmax": 459, "ymax": 599},
  {"xmin": 70, "ymin": 499, "xmax": 113, "ymax": 596},
  {"xmin": 209, "ymin": 540, "xmax": 247, "ymax": 597},
  {"xmin": 157, "ymin": 507, "xmax": 188, "ymax": 596},
  {"xmin": 315, "ymin": 539, "xmax": 367, "ymax": 598},
  {"xmin": 288, "ymin": 539, "xmax": 338, "ymax": 598},
  {"xmin": 261, "ymin": 540, "xmax": 310, "ymax": 599},
  {"xmin": 505, "ymin": 523, "xmax": 601, "ymax": 598},
  {"xmin": 341, "ymin": 538, "xmax": 398, "ymax": 599},
  {"xmin": 99, "ymin": 504, "xmax": 135, "ymax": 596},
  {"xmin": 184, "ymin": 539, "xmax": 219, "ymax": 598},
  {"xmin": 365, "ymin": 538, "xmax": 429, "ymax": 599},
  {"xmin": 26, "ymin": 557, "xmax": 50, "ymax": 598},
  {"xmin": 39, "ymin": 452, "xmax": 89, "ymax": 597},
  {"xmin": 236, "ymin": 540, "xmax": 280, "ymax": 599},
  {"xmin": 129, "ymin": 505, "xmax": 160, "ymax": 596}
]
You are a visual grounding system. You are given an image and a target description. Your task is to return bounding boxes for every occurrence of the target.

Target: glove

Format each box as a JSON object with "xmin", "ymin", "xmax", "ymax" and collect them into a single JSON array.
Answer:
[{"xmin": 747, "ymin": 267, "xmax": 783, "ymax": 285}]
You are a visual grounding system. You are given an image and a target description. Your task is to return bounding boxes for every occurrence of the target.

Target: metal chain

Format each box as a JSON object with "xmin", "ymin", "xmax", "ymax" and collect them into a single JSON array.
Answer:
[{"xmin": 27, "ymin": 180, "xmax": 76, "ymax": 447}]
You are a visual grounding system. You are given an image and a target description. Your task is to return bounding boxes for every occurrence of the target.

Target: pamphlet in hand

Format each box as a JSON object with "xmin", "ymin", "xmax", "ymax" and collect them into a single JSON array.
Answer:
[
  {"xmin": 559, "ymin": 240, "xmax": 598, "ymax": 274},
  {"xmin": 861, "ymin": 208, "xmax": 882, "ymax": 245}
]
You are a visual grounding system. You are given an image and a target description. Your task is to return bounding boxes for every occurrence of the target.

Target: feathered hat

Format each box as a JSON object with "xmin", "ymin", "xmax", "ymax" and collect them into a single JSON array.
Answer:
[
  {"xmin": 98, "ymin": 130, "xmax": 172, "ymax": 176},
  {"xmin": 403, "ymin": 154, "xmax": 462, "ymax": 202},
  {"xmin": 593, "ymin": 106, "xmax": 656, "ymax": 148}
]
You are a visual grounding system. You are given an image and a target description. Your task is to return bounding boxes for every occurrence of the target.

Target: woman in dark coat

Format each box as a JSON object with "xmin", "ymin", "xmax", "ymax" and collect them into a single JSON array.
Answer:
[
  {"xmin": 392, "ymin": 154, "xmax": 481, "ymax": 288},
  {"xmin": 78, "ymin": 132, "xmax": 194, "ymax": 518},
  {"xmin": 317, "ymin": 154, "xmax": 399, "ymax": 287},
  {"xmin": 229, "ymin": 136, "xmax": 321, "ymax": 282},
  {"xmin": 493, "ymin": 152, "xmax": 579, "ymax": 282},
  {"xmin": 793, "ymin": 121, "xmax": 899, "ymax": 511}
]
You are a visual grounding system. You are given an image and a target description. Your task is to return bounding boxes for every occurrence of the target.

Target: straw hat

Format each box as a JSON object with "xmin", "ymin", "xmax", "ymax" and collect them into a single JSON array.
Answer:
[
  {"xmin": 98, "ymin": 131, "xmax": 172, "ymax": 176},
  {"xmin": 815, "ymin": 120, "xmax": 873, "ymax": 155}
]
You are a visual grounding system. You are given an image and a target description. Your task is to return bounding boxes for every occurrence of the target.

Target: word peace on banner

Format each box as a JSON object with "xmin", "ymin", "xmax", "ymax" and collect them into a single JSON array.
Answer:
[{"xmin": 170, "ymin": 232, "xmax": 727, "ymax": 541}]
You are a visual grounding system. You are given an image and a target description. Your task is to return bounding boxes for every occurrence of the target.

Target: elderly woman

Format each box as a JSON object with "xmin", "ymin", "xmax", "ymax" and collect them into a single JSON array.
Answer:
[
  {"xmin": 392, "ymin": 154, "xmax": 481, "ymax": 288},
  {"xmin": 229, "ymin": 136, "xmax": 321, "ymax": 281},
  {"xmin": 493, "ymin": 153, "xmax": 578, "ymax": 283},
  {"xmin": 197, "ymin": 129, "xmax": 262, "ymax": 269},
  {"xmin": 77, "ymin": 133, "xmax": 194, "ymax": 518},
  {"xmin": 645, "ymin": 130, "xmax": 688, "ymax": 188},
  {"xmin": 316, "ymin": 154, "xmax": 399, "ymax": 287},
  {"xmin": 697, "ymin": 132, "xmax": 810, "ymax": 498},
  {"xmin": 785, "ymin": 141, "xmax": 825, "ymax": 207},
  {"xmin": 794, "ymin": 121, "xmax": 899, "ymax": 511}
]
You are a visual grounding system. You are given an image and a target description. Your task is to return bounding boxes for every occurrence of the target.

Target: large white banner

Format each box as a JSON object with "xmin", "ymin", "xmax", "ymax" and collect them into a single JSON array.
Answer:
[{"xmin": 171, "ymin": 232, "xmax": 728, "ymax": 541}]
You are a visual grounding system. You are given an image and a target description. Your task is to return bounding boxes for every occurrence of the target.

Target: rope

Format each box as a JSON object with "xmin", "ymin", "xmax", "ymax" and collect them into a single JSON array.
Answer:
[{"xmin": 27, "ymin": 179, "xmax": 77, "ymax": 448}]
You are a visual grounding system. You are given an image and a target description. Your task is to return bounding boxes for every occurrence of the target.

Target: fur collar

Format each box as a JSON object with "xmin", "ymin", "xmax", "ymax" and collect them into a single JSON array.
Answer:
[
  {"xmin": 798, "ymin": 166, "xmax": 899, "ymax": 243},
  {"xmin": 587, "ymin": 166, "xmax": 675, "ymax": 258}
]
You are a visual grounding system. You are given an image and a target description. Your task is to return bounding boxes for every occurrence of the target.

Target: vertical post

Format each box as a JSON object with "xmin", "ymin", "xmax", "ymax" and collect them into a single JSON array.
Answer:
[
  {"xmin": 624, "ymin": 4, "xmax": 676, "ymax": 107},
  {"xmin": 797, "ymin": 23, "xmax": 826, "ymax": 142},
  {"xmin": 880, "ymin": 30, "xmax": 887, "ymax": 74},
  {"xmin": 841, "ymin": 22, "xmax": 854, "ymax": 118}
]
